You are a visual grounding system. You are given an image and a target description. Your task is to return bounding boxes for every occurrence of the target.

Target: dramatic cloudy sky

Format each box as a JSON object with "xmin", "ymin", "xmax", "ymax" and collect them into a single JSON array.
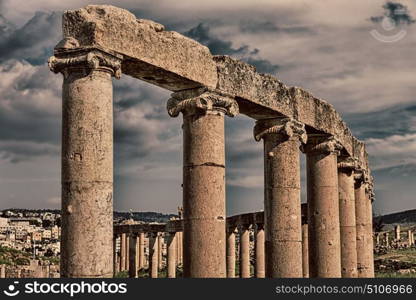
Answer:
[{"xmin": 0, "ymin": 0, "xmax": 415, "ymax": 215}]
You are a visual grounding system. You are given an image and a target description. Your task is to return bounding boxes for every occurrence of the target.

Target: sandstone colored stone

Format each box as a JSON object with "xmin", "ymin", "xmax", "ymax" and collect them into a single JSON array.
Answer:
[
  {"xmin": 59, "ymin": 62, "xmax": 116, "ymax": 278},
  {"xmin": 303, "ymin": 135, "xmax": 342, "ymax": 278},
  {"xmin": 255, "ymin": 224, "xmax": 265, "ymax": 278},
  {"xmin": 226, "ymin": 227, "xmax": 236, "ymax": 278},
  {"xmin": 355, "ymin": 179, "xmax": 374, "ymax": 278},
  {"xmin": 62, "ymin": 5, "xmax": 217, "ymax": 90},
  {"xmin": 214, "ymin": 55, "xmax": 359, "ymax": 157},
  {"xmin": 338, "ymin": 158, "xmax": 358, "ymax": 278},
  {"xmin": 239, "ymin": 224, "xmax": 250, "ymax": 278},
  {"xmin": 167, "ymin": 232, "xmax": 177, "ymax": 278},
  {"xmin": 254, "ymin": 118, "xmax": 304, "ymax": 278}
]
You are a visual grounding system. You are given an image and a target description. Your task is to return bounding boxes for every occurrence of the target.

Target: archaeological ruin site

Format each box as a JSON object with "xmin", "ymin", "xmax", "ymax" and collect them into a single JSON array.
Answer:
[{"xmin": 47, "ymin": 5, "xmax": 376, "ymax": 278}]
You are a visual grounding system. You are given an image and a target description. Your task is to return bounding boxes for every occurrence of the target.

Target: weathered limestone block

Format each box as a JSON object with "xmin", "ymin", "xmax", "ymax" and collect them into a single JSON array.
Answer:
[
  {"xmin": 62, "ymin": 5, "xmax": 217, "ymax": 90},
  {"xmin": 214, "ymin": 55, "xmax": 355, "ymax": 155}
]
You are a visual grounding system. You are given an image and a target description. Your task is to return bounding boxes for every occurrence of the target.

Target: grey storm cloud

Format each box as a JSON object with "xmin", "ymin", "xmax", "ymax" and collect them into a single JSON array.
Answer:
[
  {"xmin": 370, "ymin": 1, "xmax": 415, "ymax": 25},
  {"xmin": 344, "ymin": 104, "xmax": 416, "ymax": 140},
  {"xmin": 239, "ymin": 20, "xmax": 313, "ymax": 35},
  {"xmin": 184, "ymin": 23, "xmax": 280, "ymax": 74},
  {"xmin": 0, "ymin": 11, "xmax": 61, "ymax": 64}
]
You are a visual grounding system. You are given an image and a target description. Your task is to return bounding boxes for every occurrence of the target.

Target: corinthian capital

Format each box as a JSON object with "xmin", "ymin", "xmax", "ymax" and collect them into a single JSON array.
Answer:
[
  {"xmin": 48, "ymin": 38, "xmax": 122, "ymax": 79},
  {"xmin": 301, "ymin": 134, "xmax": 343, "ymax": 155},
  {"xmin": 253, "ymin": 118, "xmax": 307, "ymax": 144},
  {"xmin": 167, "ymin": 88, "xmax": 239, "ymax": 118}
]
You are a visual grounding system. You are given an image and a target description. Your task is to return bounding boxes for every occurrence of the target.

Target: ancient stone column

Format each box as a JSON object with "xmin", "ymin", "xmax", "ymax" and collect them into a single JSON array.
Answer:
[
  {"xmin": 254, "ymin": 118, "xmax": 306, "ymax": 278},
  {"xmin": 408, "ymin": 230, "xmax": 413, "ymax": 247},
  {"xmin": 179, "ymin": 231, "xmax": 183, "ymax": 265},
  {"xmin": 375, "ymin": 233, "xmax": 380, "ymax": 246},
  {"xmin": 0, "ymin": 265, "xmax": 5, "ymax": 278},
  {"xmin": 301, "ymin": 203, "xmax": 309, "ymax": 278},
  {"xmin": 395, "ymin": 225, "xmax": 401, "ymax": 240},
  {"xmin": 302, "ymin": 223, "xmax": 309, "ymax": 278},
  {"xmin": 255, "ymin": 223, "xmax": 265, "ymax": 278},
  {"xmin": 355, "ymin": 171, "xmax": 374, "ymax": 277},
  {"xmin": 139, "ymin": 232, "xmax": 145, "ymax": 270},
  {"xmin": 385, "ymin": 232, "xmax": 389, "ymax": 247},
  {"xmin": 149, "ymin": 233, "xmax": 159, "ymax": 278},
  {"xmin": 125, "ymin": 235, "xmax": 130, "ymax": 271},
  {"xmin": 337, "ymin": 157, "xmax": 358, "ymax": 278},
  {"xmin": 158, "ymin": 234, "xmax": 163, "ymax": 270},
  {"xmin": 48, "ymin": 42, "xmax": 122, "ymax": 278},
  {"xmin": 129, "ymin": 234, "xmax": 138, "ymax": 278},
  {"xmin": 167, "ymin": 232, "xmax": 177, "ymax": 278},
  {"xmin": 239, "ymin": 224, "xmax": 250, "ymax": 278},
  {"xmin": 167, "ymin": 88, "xmax": 238, "ymax": 278},
  {"xmin": 302, "ymin": 135, "xmax": 342, "ymax": 278},
  {"xmin": 226, "ymin": 226, "xmax": 236, "ymax": 278},
  {"xmin": 120, "ymin": 233, "xmax": 127, "ymax": 271},
  {"xmin": 113, "ymin": 235, "xmax": 118, "ymax": 276}
]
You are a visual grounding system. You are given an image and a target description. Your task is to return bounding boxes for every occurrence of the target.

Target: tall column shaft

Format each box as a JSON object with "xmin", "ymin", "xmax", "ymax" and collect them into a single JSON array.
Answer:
[
  {"xmin": 158, "ymin": 234, "xmax": 163, "ymax": 270},
  {"xmin": 125, "ymin": 235, "xmax": 130, "ymax": 271},
  {"xmin": 49, "ymin": 48, "xmax": 122, "ymax": 278},
  {"xmin": 129, "ymin": 235, "xmax": 138, "ymax": 278},
  {"xmin": 167, "ymin": 89, "xmax": 238, "ymax": 278},
  {"xmin": 167, "ymin": 232, "xmax": 177, "ymax": 278},
  {"xmin": 120, "ymin": 233, "xmax": 126, "ymax": 271},
  {"xmin": 338, "ymin": 159, "xmax": 358, "ymax": 278},
  {"xmin": 303, "ymin": 135, "xmax": 342, "ymax": 278},
  {"xmin": 0, "ymin": 265, "xmax": 5, "ymax": 278},
  {"xmin": 149, "ymin": 233, "xmax": 159, "ymax": 278},
  {"xmin": 255, "ymin": 224, "xmax": 265, "ymax": 278},
  {"xmin": 139, "ymin": 232, "xmax": 145, "ymax": 269},
  {"xmin": 113, "ymin": 235, "xmax": 118, "ymax": 276},
  {"xmin": 254, "ymin": 118, "xmax": 305, "ymax": 278},
  {"xmin": 239, "ymin": 225, "xmax": 250, "ymax": 278},
  {"xmin": 355, "ymin": 178, "xmax": 374, "ymax": 277},
  {"xmin": 302, "ymin": 223, "xmax": 309, "ymax": 278},
  {"xmin": 226, "ymin": 227, "xmax": 236, "ymax": 278}
]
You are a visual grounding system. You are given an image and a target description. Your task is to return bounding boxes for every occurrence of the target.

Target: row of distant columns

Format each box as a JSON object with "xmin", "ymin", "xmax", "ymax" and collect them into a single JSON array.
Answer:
[
  {"xmin": 49, "ymin": 43, "xmax": 374, "ymax": 278},
  {"xmin": 375, "ymin": 227, "xmax": 415, "ymax": 248},
  {"xmin": 253, "ymin": 118, "xmax": 374, "ymax": 278},
  {"xmin": 114, "ymin": 231, "xmax": 183, "ymax": 278}
]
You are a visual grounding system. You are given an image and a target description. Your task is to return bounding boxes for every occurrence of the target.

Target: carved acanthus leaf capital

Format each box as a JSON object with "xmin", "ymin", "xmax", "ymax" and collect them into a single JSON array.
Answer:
[
  {"xmin": 301, "ymin": 135, "xmax": 343, "ymax": 155},
  {"xmin": 167, "ymin": 88, "xmax": 239, "ymax": 118},
  {"xmin": 48, "ymin": 38, "xmax": 122, "ymax": 79},
  {"xmin": 253, "ymin": 118, "xmax": 307, "ymax": 144}
]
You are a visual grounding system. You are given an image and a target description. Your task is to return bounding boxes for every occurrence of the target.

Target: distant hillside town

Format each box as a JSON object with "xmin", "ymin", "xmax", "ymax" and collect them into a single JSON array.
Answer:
[{"xmin": 0, "ymin": 208, "xmax": 177, "ymax": 278}]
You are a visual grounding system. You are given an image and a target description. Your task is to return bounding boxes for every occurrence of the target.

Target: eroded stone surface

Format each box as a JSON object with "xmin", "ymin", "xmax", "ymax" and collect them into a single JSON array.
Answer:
[{"xmin": 63, "ymin": 5, "xmax": 217, "ymax": 90}]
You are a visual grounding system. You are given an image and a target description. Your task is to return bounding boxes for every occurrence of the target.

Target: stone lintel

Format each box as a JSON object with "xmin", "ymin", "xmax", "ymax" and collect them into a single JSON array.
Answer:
[{"xmin": 62, "ymin": 5, "xmax": 217, "ymax": 91}]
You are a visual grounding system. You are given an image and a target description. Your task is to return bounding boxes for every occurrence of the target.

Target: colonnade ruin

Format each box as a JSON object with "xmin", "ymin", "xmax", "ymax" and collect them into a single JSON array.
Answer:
[{"xmin": 48, "ymin": 5, "xmax": 375, "ymax": 278}]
